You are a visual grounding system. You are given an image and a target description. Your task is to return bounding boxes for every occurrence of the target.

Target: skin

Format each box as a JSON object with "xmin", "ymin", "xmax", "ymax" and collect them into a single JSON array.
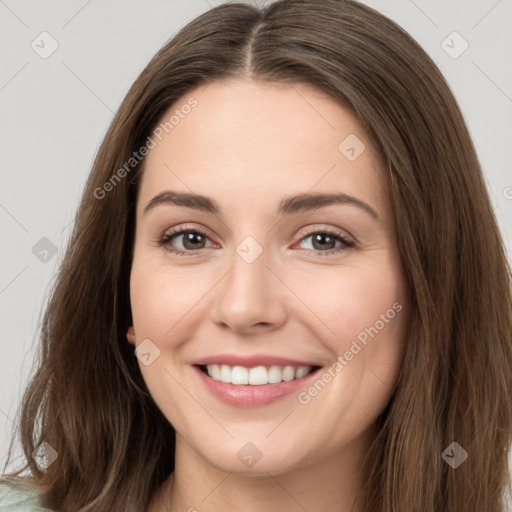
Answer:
[{"xmin": 127, "ymin": 79, "xmax": 409, "ymax": 512}]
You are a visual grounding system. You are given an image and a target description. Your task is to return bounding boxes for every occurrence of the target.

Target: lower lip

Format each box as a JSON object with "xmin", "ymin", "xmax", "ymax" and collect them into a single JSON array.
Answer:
[{"xmin": 193, "ymin": 365, "xmax": 321, "ymax": 408}]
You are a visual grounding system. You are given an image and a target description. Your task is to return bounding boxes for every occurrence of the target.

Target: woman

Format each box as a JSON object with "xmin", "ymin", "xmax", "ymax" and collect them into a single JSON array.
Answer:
[{"xmin": 1, "ymin": 0, "xmax": 511, "ymax": 511}]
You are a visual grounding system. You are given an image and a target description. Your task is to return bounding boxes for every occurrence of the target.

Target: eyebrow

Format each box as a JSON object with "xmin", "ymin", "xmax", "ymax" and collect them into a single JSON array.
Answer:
[{"xmin": 143, "ymin": 190, "xmax": 380, "ymax": 221}]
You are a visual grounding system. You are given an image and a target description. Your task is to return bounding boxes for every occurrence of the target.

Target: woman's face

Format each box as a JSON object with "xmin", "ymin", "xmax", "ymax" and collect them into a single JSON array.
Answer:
[{"xmin": 129, "ymin": 79, "xmax": 409, "ymax": 475}]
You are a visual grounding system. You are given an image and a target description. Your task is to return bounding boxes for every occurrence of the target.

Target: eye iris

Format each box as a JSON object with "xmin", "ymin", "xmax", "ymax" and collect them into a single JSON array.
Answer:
[
  {"xmin": 183, "ymin": 231, "xmax": 205, "ymax": 250},
  {"xmin": 312, "ymin": 233, "xmax": 336, "ymax": 251}
]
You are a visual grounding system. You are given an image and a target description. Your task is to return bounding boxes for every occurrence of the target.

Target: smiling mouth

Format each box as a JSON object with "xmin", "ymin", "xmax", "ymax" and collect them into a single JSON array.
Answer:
[{"xmin": 196, "ymin": 364, "xmax": 322, "ymax": 386}]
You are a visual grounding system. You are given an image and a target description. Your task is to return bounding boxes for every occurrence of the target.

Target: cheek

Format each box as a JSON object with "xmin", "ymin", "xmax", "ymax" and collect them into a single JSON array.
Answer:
[
  {"xmin": 290, "ymin": 264, "xmax": 407, "ymax": 443},
  {"xmin": 296, "ymin": 258, "xmax": 408, "ymax": 408},
  {"xmin": 294, "ymin": 260, "xmax": 406, "ymax": 353},
  {"xmin": 129, "ymin": 259, "xmax": 205, "ymax": 428},
  {"xmin": 129, "ymin": 257, "xmax": 208, "ymax": 342}
]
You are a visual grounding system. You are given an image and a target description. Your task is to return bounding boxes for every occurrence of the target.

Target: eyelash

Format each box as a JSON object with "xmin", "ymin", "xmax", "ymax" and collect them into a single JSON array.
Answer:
[{"xmin": 157, "ymin": 224, "xmax": 355, "ymax": 257}]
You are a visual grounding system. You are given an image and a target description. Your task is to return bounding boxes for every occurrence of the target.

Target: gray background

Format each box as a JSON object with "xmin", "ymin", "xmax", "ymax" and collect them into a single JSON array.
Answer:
[{"xmin": 1, "ymin": 0, "xmax": 511, "ymax": 483}]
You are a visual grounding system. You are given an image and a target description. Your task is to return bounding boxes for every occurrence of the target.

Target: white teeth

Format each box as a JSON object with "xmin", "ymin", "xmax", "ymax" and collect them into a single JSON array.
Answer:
[
  {"xmin": 248, "ymin": 366, "xmax": 267, "ymax": 385},
  {"xmin": 205, "ymin": 364, "xmax": 314, "ymax": 385},
  {"xmin": 231, "ymin": 366, "xmax": 249, "ymax": 385},
  {"xmin": 294, "ymin": 366, "xmax": 310, "ymax": 379},
  {"xmin": 282, "ymin": 366, "xmax": 295, "ymax": 381},
  {"xmin": 220, "ymin": 364, "xmax": 231, "ymax": 383},
  {"xmin": 210, "ymin": 364, "xmax": 221, "ymax": 381},
  {"xmin": 268, "ymin": 365, "xmax": 282, "ymax": 384}
]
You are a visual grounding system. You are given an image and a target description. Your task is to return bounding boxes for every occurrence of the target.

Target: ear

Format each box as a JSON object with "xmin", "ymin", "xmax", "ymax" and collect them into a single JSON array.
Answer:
[{"xmin": 126, "ymin": 325, "xmax": 136, "ymax": 345}]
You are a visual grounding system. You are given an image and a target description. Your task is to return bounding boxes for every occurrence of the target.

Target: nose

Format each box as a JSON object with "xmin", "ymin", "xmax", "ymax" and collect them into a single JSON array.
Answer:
[{"xmin": 209, "ymin": 245, "xmax": 288, "ymax": 334}]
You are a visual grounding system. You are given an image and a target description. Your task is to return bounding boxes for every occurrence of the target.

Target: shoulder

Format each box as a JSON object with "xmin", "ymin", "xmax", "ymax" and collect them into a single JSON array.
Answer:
[{"xmin": 0, "ymin": 480, "xmax": 51, "ymax": 512}]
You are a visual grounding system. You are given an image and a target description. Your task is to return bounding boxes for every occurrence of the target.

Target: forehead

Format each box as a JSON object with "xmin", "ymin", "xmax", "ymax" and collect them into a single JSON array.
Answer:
[{"xmin": 137, "ymin": 79, "xmax": 389, "ymax": 221}]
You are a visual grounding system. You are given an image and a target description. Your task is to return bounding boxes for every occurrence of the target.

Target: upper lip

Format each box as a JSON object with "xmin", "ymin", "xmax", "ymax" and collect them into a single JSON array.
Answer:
[{"xmin": 192, "ymin": 354, "xmax": 321, "ymax": 368}]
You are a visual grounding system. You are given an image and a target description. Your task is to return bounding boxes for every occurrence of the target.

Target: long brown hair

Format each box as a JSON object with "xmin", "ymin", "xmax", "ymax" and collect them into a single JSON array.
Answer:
[{"xmin": 2, "ymin": 1, "xmax": 511, "ymax": 510}]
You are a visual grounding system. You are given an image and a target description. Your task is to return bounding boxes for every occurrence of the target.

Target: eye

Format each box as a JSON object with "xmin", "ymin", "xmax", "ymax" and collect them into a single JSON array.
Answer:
[
  {"xmin": 294, "ymin": 228, "xmax": 354, "ymax": 256},
  {"xmin": 157, "ymin": 225, "xmax": 214, "ymax": 256}
]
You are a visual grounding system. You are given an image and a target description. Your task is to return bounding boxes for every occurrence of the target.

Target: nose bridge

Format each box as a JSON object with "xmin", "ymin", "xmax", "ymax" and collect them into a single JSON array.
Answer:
[
  {"xmin": 211, "ymin": 233, "xmax": 287, "ymax": 331},
  {"xmin": 224, "ymin": 234, "xmax": 271, "ymax": 308}
]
